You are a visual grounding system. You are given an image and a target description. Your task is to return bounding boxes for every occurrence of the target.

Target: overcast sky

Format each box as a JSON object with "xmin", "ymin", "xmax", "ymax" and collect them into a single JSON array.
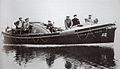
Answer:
[{"xmin": 0, "ymin": 0, "xmax": 120, "ymax": 28}]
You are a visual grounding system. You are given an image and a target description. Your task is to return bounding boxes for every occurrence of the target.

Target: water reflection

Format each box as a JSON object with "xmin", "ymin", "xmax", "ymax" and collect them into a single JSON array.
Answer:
[
  {"xmin": 3, "ymin": 45, "xmax": 116, "ymax": 69},
  {"xmin": 46, "ymin": 53, "xmax": 56, "ymax": 67},
  {"xmin": 65, "ymin": 61, "xmax": 72, "ymax": 69}
]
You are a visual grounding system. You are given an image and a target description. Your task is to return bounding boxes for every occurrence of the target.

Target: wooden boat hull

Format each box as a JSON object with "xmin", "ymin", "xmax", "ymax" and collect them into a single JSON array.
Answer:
[{"xmin": 2, "ymin": 23, "xmax": 116, "ymax": 44}]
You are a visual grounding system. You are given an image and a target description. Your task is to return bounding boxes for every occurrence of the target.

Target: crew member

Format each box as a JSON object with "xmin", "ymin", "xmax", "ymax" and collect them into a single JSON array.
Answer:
[
  {"xmin": 23, "ymin": 18, "xmax": 31, "ymax": 33},
  {"xmin": 14, "ymin": 17, "xmax": 24, "ymax": 29},
  {"xmin": 94, "ymin": 18, "xmax": 98, "ymax": 24},
  {"xmin": 47, "ymin": 20, "xmax": 56, "ymax": 33},
  {"xmin": 85, "ymin": 15, "xmax": 94, "ymax": 25},
  {"xmin": 72, "ymin": 14, "xmax": 80, "ymax": 27},
  {"xmin": 64, "ymin": 16, "xmax": 72, "ymax": 30},
  {"xmin": 24, "ymin": 18, "xmax": 30, "ymax": 30}
]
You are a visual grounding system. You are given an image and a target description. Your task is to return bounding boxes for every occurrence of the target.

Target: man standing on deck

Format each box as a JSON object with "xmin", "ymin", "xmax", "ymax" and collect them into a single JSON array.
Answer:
[
  {"xmin": 24, "ymin": 18, "xmax": 30, "ymax": 30},
  {"xmin": 14, "ymin": 17, "xmax": 24, "ymax": 34},
  {"xmin": 14, "ymin": 17, "xmax": 24, "ymax": 29},
  {"xmin": 64, "ymin": 16, "xmax": 73, "ymax": 30},
  {"xmin": 72, "ymin": 14, "xmax": 80, "ymax": 27},
  {"xmin": 23, "ymin": 18, "xmax": 32, "ymax": 33}
]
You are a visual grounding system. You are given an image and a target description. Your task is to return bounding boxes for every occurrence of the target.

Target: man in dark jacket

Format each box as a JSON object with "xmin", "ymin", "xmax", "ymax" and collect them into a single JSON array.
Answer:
[{"xmin": 72, "ymin": 14, "xmax": 80, "ymax": 27}]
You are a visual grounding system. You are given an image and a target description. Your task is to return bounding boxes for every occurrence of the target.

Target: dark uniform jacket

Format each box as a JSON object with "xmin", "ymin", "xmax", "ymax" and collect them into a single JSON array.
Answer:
[{"xmin": 72, "ymin": 18, "xmax": 80, "ymax": 26}]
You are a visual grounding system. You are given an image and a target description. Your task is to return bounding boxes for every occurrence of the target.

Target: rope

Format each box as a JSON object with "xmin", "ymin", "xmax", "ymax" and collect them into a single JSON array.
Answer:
[
  {"xmin": 77, "ymin": 32, "xmax": 89, "ymax": 40},
  {"xmin": 36, "ymin": 39, "xmax": 40, "ymax": 42},
  {"xmin": 88, "ymin": 28, "xmax": 97, "ymax": 38},
  {"xmin": 40, "ymin": 38, "xmax": 49, "ymax": 42},
  {"xmin": 20, "ymin": 38, "xmax": 26, "ymax": 43},
  {"xmin": 77, "ymin": 28, "xmax": 97, "ymax": 40},
  {"xmin": 33, "ymin": 38, "xmax": 36, "ymax": 43},
  {"xmin": 89, "ymin": 32, "xmax": 96, "ymax": 39},
  {"xmin": 33, "ymin": 38, "xmax": 38, "ymax": 42},
  {"xmin": 15, "ymin": 38, "xmax": 19, "ymax": 42}
]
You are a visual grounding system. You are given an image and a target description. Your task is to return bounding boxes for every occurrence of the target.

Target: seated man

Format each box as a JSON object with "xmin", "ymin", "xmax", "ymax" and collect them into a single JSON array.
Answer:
[
  {"xmin": 72, "ymin": 14, "xmax": 80, "ymax": 27},
  {"xmin": 85, "ymin": 15, "xmax": 98, "ymax": 25},
  {"xmin": 85, "ymin": 15, "xmax": 94, "ymax": 25},
  {"xmin": 47, "ymin": 20, "xmax": 56, "ymax": 33}
]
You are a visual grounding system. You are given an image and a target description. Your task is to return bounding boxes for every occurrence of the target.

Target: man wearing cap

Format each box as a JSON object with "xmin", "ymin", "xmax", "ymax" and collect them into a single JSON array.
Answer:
[
  {"xmin": 85, "ymin": 15, "xmax": 94, "ymax": 25},
  {"xmin": 14, "ymin": 17, "xmax": 24, "ymax": 29},
  {"xmin": 64, "ymin": 16, "xmax": 73, "ymax": 30},
  {"xmin": 24, "ymin": 18, "xmax": 30, "ymax": 29},
  {"xmin": 47, "ymin": 20, "xmax": 56, "ymax": 33},
  {"xmin": 72, "ymin": 14, "xmax": 80, "ymax": 27}
]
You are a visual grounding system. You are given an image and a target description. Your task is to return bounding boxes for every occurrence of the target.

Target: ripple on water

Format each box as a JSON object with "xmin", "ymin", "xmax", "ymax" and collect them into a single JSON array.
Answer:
[{"xmin": 1, "ymin": 44, "xmax": 116, "ymax": 69}]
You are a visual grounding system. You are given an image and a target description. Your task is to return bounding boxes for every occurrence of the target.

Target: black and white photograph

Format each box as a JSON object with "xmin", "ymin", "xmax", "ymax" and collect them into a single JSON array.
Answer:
[{"xmin": 0, "ymin": 0, "xmax": 120, "ymax": 69}]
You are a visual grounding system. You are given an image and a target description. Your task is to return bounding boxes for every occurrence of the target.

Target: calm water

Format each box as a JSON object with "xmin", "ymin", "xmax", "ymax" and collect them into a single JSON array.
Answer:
[{"xmin": 0, "ymin": 44, "xmax": 117, "ymax": 69}]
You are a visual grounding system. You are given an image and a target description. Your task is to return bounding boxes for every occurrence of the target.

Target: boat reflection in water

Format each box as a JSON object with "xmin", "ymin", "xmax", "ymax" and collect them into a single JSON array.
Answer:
[{"xmin": 3, "ymin": 44, "xmax": 116, "ymax": 69}]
